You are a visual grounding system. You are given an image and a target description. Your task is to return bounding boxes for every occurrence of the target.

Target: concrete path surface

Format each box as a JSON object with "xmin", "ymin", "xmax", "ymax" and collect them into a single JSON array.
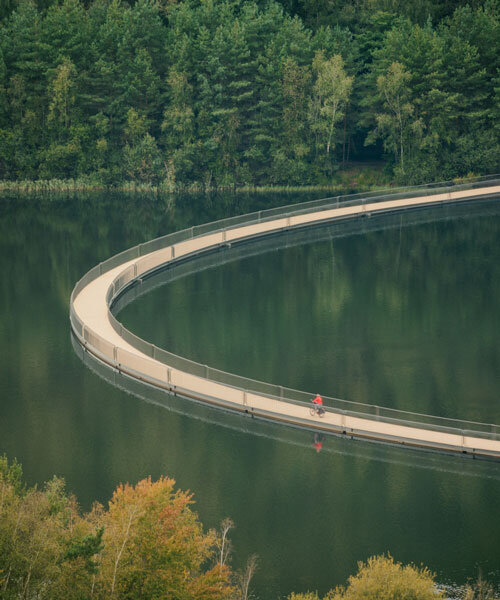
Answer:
[{"xmin": 71, "ymin": 184, "xmax": 500, "ymax": 460}]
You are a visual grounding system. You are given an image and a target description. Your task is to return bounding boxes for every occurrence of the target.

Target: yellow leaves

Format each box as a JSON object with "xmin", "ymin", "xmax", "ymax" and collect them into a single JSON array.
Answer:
[
  {"xmin": 309, "ymin": 52, "xmax": 353, "ymax": 156},
  {"xmin": 313, "ymin": 53, "xmax": 353, "ymax": 108},
  {"xmin": 92, "ymin": 475, "xmax": 232, "ymax": 599},
  {"xmin": 1, "ymin": 462, "xmax": 235, "ymax": 599},
  {"xmin": 96, "ymin": 138, "xmax": 108, "ymax": 153},
  {"xmin": 47, "ymin": 58, "xmax": 77, "ymax": 131},
  {"xmin": 327, "ymin": 555, "xmax": 442, "ymax": 600},
  {"xmin": 124, "ymin": 108, "xmax": 148, "ymax": 145},
  {"xmin": 287, "ymin": 555, "xmax": 443, "ymax": 600},
  {"xmin": 288, "ymin": 593, "xmax": 320, "ymax": 600}
]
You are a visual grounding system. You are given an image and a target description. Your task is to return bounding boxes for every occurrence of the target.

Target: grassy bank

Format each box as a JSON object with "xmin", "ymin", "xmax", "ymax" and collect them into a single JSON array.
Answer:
[{"xmin": 0, "ymin": 165, "xmax": 392, "ymax": 197}]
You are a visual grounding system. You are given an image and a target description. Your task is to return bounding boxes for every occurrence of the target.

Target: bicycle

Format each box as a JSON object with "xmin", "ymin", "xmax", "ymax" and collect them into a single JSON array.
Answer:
[{"xmin": 309, "ymin": 403, "xmax": 325, "ymax": 418}]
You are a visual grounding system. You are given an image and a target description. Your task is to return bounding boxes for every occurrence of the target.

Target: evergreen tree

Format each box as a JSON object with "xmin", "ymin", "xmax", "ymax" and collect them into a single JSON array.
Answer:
[{"xmin": 0, "ymin": 0, "xmax": 497, "ymax": 185}]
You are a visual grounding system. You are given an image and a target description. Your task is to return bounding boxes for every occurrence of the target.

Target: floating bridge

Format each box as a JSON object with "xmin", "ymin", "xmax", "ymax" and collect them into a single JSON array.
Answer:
[{"xmin": 70, "ymin": 178, "xmax": 500, "ymax": 460}]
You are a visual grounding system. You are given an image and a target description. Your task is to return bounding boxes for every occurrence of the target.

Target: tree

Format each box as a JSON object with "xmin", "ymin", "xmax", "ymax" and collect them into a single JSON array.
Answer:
[
  {"xmin": 309, "ymin": 52, "xmax": 353, "ymax": 171},
  {"xmin": 122, "ymin": 108, "xmax": 163, "ymax": 183},
  {"xmin": 327, "ymin": 555, "xmax": 442, "ymax": 600},
  {"xmin": 161, "ymin": 68, "xmax": 196, "ymax": 184},
  {"xmin": 279, "ymin": 56, "xmax": 311, "ymax": 180},
  {"xmin": 0, "ymin": 457, "xmax": 238, "ymax": 600},
  {"xmin": 39, "ymin": 0, "xmax": 90, "ymax": 71},
  {"xmin": 123, "ymin": 133, "xmax": 163, "ymax": 183},
  {"xmin": 288, "ymin": 555, "xmax": 444, "ymax": 600},
  {"xmin": 216, "ymin": 517, "xmax": 234, "ymax": 567},
  {"xmin": 0, "ymin": 464, "xmax": 87, "ymax": 600},
  {"xmin": 0, "ymin": 0, "xmax": 498, "ymax": 186},
  {"xmin": 93, "ymin": 476, "xmax": 234, "ymax": 600},
  {"xmin": 47, "ymin": 58, "xmax": 77, "ymax": 140},
  {"xmin": 118, "ymin": 48, "xmax": 161, "ymax": 129},
  {"xmin": 366, "ymin": 61, "xmax": 416, "ymax": 175},
  {"xmin": 237, "ymin": 554, "xmax": 258, "ymax": 600}
]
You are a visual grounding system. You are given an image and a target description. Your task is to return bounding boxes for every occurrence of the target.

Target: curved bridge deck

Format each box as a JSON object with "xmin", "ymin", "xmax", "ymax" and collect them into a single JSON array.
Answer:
[{"xmin": 70, "ymin": 181, "xmax": 500, "ymax": 460}]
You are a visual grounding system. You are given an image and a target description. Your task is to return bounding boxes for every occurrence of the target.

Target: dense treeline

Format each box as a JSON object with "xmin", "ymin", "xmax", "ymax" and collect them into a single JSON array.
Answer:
[
  {"xmin": 0, "ymin": 0, "xmax": 499, "ymax": 189},
  {"xmin": 1, "ymin": 455, "xmax": 498, "ymax": 600}
]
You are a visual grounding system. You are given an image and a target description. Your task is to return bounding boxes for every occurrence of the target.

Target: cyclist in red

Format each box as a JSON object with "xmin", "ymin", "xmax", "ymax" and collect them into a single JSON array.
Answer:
[{"xmin": 312, "ymin": 393, "xmax": 324, "ymax": 415}]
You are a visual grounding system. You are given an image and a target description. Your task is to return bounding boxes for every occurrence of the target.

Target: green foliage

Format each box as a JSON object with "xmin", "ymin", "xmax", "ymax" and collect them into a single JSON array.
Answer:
[
  {"xmin": 0, "ymin": 0, "xmax": 498, "ymax": 188},
  {"xmin": 63, "ymin": 527, "xmax": 104, "ymax": 574},
  {"xmin": 0, "ymin": 453, "xmax": 24, "ymax": 494},
  {"xmin": 366, "ymin": 61, "xmax": 416, "ymax": 175},
  {"xmin": 309, "ymin": 51, "xmax": 353, "ymax": 174}
]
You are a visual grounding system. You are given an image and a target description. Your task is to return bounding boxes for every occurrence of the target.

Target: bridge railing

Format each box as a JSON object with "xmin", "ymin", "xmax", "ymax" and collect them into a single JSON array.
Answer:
[
  {"xmin": 74, "ymin": 174, "xmax": 500, "ymax": 304},
  {"xmin": 101, "ymin": 309, "xmax": 500, "ymax": 441},
  {"xmin": 70, "ymin": 175, "xmax": 500, "ymax": 443}
]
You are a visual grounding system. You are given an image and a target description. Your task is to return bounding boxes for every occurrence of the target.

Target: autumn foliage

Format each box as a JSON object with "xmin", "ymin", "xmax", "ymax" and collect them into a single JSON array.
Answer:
[
  {"xmin": 1, "ymin": 456, "xmax": 496, "ymax": 600},
  {"xmin": 0, "ymin": 456, "xmax": 234, "ymax": 600},
  {"xmin": 288, "ymin": 555, "xmax": 443, "ymax": 600}
]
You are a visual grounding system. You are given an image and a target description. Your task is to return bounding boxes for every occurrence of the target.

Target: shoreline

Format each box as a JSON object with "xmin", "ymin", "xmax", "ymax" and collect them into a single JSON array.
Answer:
[
  {"xmin": 0, "ymin": 172, "xmax": 487, "ymax": 198},
  {"xmin": 0, "ymin": 180, "xmax": 383, "ymax": 196},
  {"xmin": 0, "ymin": 165, "xmax": 393, "ymax": 196}
]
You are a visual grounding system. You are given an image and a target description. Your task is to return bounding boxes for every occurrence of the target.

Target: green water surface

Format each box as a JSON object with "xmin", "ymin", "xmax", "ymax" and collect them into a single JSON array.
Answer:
[{"xmin": 0, "ymin": 192, "xmax": 499, "ymax": 598}]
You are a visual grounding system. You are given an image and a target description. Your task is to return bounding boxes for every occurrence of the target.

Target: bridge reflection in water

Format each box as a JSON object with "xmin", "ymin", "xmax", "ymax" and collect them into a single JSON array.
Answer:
[
  {"xmin": 71, "ymin": 332, "xmax": 500, "ymax": 482},
  {"xmin": 70, "ymin": 179, "xmax": 500, "ymax": 460}
]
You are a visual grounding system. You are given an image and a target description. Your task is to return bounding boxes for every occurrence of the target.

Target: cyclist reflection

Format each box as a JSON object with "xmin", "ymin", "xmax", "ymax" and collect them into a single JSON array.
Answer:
[{"xmin": 313, "ymin": 433, "xmax": 325, "ymax": 453}]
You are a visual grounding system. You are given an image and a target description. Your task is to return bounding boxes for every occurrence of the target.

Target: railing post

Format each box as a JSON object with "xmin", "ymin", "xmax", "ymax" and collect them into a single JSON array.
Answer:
[
  {"xmin": 279, "ymin": 386, "xmax": 283, "ymax": 399},
  {"xmin": 205, "ymin": 365, "xmax": 209, "ymax": 378},
  {"xmin": 243, "ymin": 390, "xmax": 248, "ymax": 406},
  {"xmin": 171, "ymin": 246, "xmax": 175, "ymax": 259},
  {"xmin": 134, "ymin": 263, "xmax": 138, "ymax": 278},
  {"xmin": 167, "ymin": 367, "xmax": 172, "ymax": 384},
  {"xmin": 113, "ymin": 346, "xmax": 118, "ymax": 363}
]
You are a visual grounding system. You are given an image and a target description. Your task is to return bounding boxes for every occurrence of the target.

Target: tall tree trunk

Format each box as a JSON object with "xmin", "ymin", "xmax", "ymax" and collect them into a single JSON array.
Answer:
[{"xmin": 111, "ymin": 509, "xmax": 136, "ymax": 596}]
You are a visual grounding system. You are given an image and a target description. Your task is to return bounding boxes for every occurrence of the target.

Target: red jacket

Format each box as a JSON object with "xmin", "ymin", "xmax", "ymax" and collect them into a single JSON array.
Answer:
[{"xmin": 313, "ymin": 394, "xmax": 323, "ymax": 405}]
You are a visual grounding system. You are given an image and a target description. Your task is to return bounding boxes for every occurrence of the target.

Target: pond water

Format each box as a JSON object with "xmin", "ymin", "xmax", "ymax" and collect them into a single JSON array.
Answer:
[{"xmin": 0, "ymin": 191, "xmax": 499, "ymax": 598}]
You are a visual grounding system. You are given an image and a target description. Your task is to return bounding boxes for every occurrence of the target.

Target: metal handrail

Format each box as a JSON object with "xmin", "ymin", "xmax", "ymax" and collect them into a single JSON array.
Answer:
[{"xmin": 70, "ymin": 176, "xmax": 500, "ymax": 442}]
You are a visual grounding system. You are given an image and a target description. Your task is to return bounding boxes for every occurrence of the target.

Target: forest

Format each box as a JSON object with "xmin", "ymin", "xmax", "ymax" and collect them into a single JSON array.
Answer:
[{"xmin": 0, "ymin": 0, "xmax": 499, "ymax": 189}]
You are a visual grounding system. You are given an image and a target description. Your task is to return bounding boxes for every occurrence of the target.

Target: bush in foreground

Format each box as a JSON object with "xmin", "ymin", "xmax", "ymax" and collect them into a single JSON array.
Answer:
[{"xmin": 290, "ymin": 555, "xmax": 442, "ymax": 600}]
